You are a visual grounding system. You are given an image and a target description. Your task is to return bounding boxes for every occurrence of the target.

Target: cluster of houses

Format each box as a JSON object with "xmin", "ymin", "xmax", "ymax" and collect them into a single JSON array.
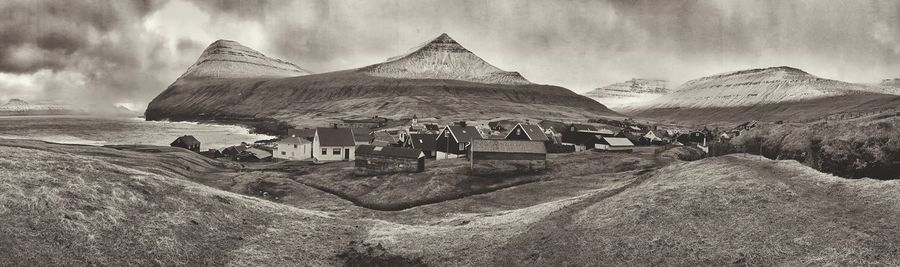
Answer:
[{"xmin": 168, "ymin": 115, "xmax": 758, "ymax": 177}]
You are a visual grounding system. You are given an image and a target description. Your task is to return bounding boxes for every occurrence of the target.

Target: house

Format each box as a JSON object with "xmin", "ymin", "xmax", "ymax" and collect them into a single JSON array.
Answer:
[
  {"xmin": 313, "ymin": 127, "xmax": 357, "ymax": 161},
  {"xmin": 354, "ymin": 145, "xmax": 425, "ymax": 176},
  {"xmin": 644, "ymin": 130, "xmax": 667, "ymax": 145},
  {"xmin": 285, "ymin": 128, "xmax": 316, "ymax": 140},
  {"xmin": 170, "ymin": 135, "xmax": 200, "ymax": 152},
  {"xmin": 350, "ymin": 128, "xmax": 372, "ymax": 146},
  {"xmin": 561, "ymin": 124, "xmax": 604, "ymax": 151},
  {"xmin": 488, "ymin": 119, "xmax": 519, "ymax": 132},
  {"xmin": 273, "ymin": 137, "xmax": 312, "ymax": 161},
  {"xmin": 237, "ymin": 147, "xmax": 272, "ymax": 162},
  {"xmin": 468, "ymin": 139, "xmax": 547, "ymax": 175},
  {"xmin": 504, "ymin": 123, "xmax": 549, "ymax": 142},
  {"xmin": 595, "ymin": 136, "xmax": 635, "ymax": 152},
  {"xmin": 403, "ymin": 133, "xmax": 438, "ymax": 158},
  {"xmin": 222, "ymin": 144, "xmax": 249, "ymax": 158},
  {"xmin": 435, "ymin": 125, "xmax": 483, "ymax": 159}
]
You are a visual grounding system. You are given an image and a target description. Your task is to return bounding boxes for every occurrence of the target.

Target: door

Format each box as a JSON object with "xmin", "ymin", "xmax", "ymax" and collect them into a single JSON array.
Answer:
[{"xmin": 344, "ymin": 148, "xmax": 350, "ymax": 160}]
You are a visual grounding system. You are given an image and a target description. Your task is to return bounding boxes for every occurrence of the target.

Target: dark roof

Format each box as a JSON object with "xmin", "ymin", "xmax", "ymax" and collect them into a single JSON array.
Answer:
[
  {"xmin": 287, "ymin": 128, "xmax": 316, "ymax": 139},
  {"xmin": 446, "ymin": 126, "xmax": 483, "ymax": 143},
  {"xmin": 173, "ymin": 135, "xmax": 200, "ymax": 146},
  {"xmin": 277, "ymin": 137, "xmax": 310, "ymax": 145},
  {"xmin": 316, "ymin": 128, "xmax": 356, "ymax": 146},
  {"xmin": 356, "ymin": 145, "xmax": 423, "ymax": 159},
  {"xmin": 506, "ymin": 124, "xmax": 549, "ymax": 141},
  {"xmin": 470, "ymin": 139, "xmax": 547, "ymax": 154},
  {"xmin": 407, "ymin": 134, "xmax": 438, "ymax": 150},
  {"xmin": 350, "ymin": 128, "xmax": 371, "ymax": 143}
]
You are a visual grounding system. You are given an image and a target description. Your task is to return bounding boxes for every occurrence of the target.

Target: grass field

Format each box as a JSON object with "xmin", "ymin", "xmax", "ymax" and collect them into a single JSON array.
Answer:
[{"xmin": 2, "ymin": 139, "xmax": 899, "ymax": 265}]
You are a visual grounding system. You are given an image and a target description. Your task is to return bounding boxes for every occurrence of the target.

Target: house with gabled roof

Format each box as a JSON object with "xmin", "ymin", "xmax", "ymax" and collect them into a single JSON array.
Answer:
[
  {"xmin": 504, "ymin": 123, "xmax": 549, "ymax": 142},
  {"xmin": 350, "ymin": 128, "xmax": 372, "ymax": 146},
  {"xmin": 561, "ymin": 124, "xmax": 604, "ymax": 151},
  {"xmin": 596, "ymin": 136, "xmax": 635, "ymax": 152},
  {"xmin": 644, "ymin": 130, "xmax": 667, "ymax": 145},
  {"xmin": 313, "ymin": 127, "xmax": 357, "ymax": 161},
  {"xmin": 435, "ymin": 125, "xmax": 483, "ymax": 159},
  {"xmin": 403, "ymin": 133, "xmax": 438, "ymax": 158},
  {"xmin": 170, "ymin": 135, "xmax": 200, "ymax": 152},
  {"xmin": 469, "ymin": 139, "xmax": 547, "ymax": 175},
  {"xmin": 273, "ymin": 137, "xmax": 312, "ymax": 161}
]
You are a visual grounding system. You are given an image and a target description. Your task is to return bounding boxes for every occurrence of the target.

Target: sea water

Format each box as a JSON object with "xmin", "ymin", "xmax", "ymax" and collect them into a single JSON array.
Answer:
[{"xmin": 0, "ymin": 115, "xmax": 274, "ymax": 150}]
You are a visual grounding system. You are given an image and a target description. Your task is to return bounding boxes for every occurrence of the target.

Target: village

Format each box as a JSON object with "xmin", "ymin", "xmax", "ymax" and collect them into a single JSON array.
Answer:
[{"xmin": 168, "ymin": 115, "xmax": 757, "ymax": 178}]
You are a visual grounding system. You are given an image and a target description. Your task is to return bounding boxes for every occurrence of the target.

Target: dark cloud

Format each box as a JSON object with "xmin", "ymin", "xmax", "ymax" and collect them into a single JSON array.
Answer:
[{"xmin": 1, "ymin": 0, "xmax": 899, "ymax": 110}]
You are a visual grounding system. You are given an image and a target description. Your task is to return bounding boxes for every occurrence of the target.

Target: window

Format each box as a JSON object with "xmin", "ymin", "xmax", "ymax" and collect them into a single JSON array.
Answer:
[
  {"xmin": 321, "ymin": 148, "xmax": 327, "ymax": 155},
  {"xmin": 459, "ymin": 143, "xmax": 466, "ymax": 150},
  {"xmin": 294, "ymin": 144, "xmax": 298, "ymax": 148},
  {"xmin": 281, "ymin": 151, "xmax": 286, "ymax": 155},
  {"xmin": 333, "ymin": 148, "xmax": 341, "ymax": 155}
]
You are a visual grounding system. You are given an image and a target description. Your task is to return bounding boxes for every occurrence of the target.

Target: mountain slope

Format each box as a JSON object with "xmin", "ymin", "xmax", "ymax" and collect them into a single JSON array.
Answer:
[
  {"xmin": 882, "ymin": 78, "xmax": 900, "ymax": 88},
  {"xmin": 146, "ymin": 35, "xmax": 615, "ymax": 132},
  {"xmin": 357, "ymin": 33, "xmax": 531, "ymax": 85},
  {"xmin": 582, "ymin": 78, "xmax": 668, "ymax": 109},
  {"xmin": 179, "ymin": 39, "xmax": 311, "ymax": 79},
  {"xmin": 625, "ymin": 66, "xmax": 900, "ymax": 123}
]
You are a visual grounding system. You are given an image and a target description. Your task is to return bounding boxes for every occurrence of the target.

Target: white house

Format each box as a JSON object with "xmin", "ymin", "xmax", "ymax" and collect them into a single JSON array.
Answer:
[
  {"xmin": 313, "ymin": 127, "xmax": 357, "ymax": 161},
  {"xmin": 273, "ymin": 137, "xmax": 312, "ymax": 161}
]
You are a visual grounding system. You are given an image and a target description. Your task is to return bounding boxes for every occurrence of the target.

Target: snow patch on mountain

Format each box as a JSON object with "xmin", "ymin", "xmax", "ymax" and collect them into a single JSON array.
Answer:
[
  {"xmin": 357, "ymin": 33, "xmax": 532, "ymax": 85},
  {"xmin": 179, "ymin": 40, "xmax": 312, "ymax": 79},
  {"xmin": 583, "ymin": 78, "xmax": 669, "ymax": 109},
  {"xmin": 638, "ymin": 66, "xmax": 898, "ymax": 109}
]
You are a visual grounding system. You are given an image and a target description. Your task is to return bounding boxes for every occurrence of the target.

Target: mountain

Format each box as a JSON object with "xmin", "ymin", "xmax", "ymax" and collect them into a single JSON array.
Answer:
[
  {"xmin": 625, "ymin": 66, "xmax": 900, "ymax": 124},
  {"xmin": 146, "ymin": 34, "xmax": 615, "ymax": 133},
  {"xmin": 357, "ymin": 33, "xmax": 531, "ymax": 85},
  {"xmin": 582, "ymin": 78, "xmax": 669, "ymax": 109},
  {"xmin": 0, "ymin": 98, "xmax": 82, "ymax": 116},
  {"xmin": 179, "ymin": 39, "xmax": 312, "ymax": 79}
]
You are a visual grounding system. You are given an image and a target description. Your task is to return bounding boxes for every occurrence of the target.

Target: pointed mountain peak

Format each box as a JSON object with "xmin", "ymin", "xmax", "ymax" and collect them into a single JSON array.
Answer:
[
  {"xmin": 179, "ymin": 39, "xmax": 312, "ymax": 79},
  {"xmin": 357, "ymin": 33, "xmax": 531, "ymax": 85}
]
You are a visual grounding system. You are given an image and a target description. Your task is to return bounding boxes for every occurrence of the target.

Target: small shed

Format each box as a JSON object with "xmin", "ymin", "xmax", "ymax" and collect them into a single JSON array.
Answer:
[
  {"xmin": 170, "ymin": 135, "xmax": 200, "ymax": 152},
  {"xmin": 354, "ymin": 145, "xmax": 425, "ymax": 176},
  {"xmin": 469, "ymin": 139, "xmax": 547, "ymax": 175}
]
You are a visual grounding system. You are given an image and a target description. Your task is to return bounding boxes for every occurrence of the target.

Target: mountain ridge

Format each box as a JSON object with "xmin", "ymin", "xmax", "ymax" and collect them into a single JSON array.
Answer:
[{"xmin": 178, "ymin": 39, "xmax": 312, "ymax": 79}]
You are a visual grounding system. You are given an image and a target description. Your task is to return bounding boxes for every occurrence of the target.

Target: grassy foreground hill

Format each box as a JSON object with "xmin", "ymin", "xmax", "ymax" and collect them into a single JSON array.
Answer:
[{"xmin": 2, "ymin": 139, "xmax": 899, "ymax": 265}]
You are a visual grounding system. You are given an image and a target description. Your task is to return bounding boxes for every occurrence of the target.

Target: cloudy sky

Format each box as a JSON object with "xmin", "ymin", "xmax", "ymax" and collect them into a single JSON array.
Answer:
[{"xmin": 1, "ymin": 0, "xmax": 898, "ymax": 111}]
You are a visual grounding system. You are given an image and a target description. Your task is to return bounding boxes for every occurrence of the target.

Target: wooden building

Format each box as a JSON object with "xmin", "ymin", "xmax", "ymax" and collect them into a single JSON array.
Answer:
[
  {"xmin": 403, "ymin": 133, "xmax": 438, "ymax": 158},
  {"xmin": 644, "ymin": 130, "xmax": 667, "ymax": 145},
  {"xmin": 561, "ymin": 124, "xmax": 604, "ymax": 151},
  {"xmin": 504, "ymin": 123, "xmax": 549, "ymax": 142},
  {"xmin": 273, "ymin": 137, "xmax": 312, "ymax": 161},
  {"xmin": 313, "ymin": 127, "xmax": 357, "ymax": 162},
  {"xmin": 469, "ymin": 139, "xmax": 547, "ymax": 175},
  {"xmin": 222, "ymin": 144, "xmax": 249, "ymax": 158},
  {"xmin": 595, "ymin": 137, "xmax": 635, "ymax": 152},
  {"xmin": 354, "ymin": 145, "xmax": 425, "ymax": 176},
  {"xmin": 170, "ymin": 135, "xmax": 200, "ymax": 152},
  {"xmin": 435, "ymin": 125, "xmax": 483, "ymax": 159}
]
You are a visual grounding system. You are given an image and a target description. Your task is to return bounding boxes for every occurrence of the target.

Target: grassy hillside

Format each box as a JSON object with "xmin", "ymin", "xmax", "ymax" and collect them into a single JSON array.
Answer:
[{"xmin": 146, "ymin": 72, "xmax": 617, "ymax": 132}]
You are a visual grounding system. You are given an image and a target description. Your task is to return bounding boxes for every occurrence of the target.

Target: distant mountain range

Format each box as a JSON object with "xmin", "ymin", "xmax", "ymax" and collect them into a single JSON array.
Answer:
[
  {"xmin": 582, "ymin": 78, "xmax": 669, "ymax": 109},
  {"xmin": 0, "ymin": 99, "xmax": 83, "ymax": 116},
  {"xmin": 146, "ymin": 34, "xmax": 616, "ymax": 133},
  {"xmin": 623, "ymin": 66, "xmax": 900, "ymax": 123}
]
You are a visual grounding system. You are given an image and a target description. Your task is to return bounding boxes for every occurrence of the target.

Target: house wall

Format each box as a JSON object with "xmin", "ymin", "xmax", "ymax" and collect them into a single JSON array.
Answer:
[
  {"xmin": 354, "ymin": 155, "xmax": 421, "ymax": 176},
  {"xmin": 273, "ymin": 143, "xmax": 311, "ymax": 160},
  {"xmin": 313, "ymin": 145, "xmax": 355, "ymax": 161},
  {"xmin": 435, "ymin": 129, "xmax": 465, "ymax": 155}
]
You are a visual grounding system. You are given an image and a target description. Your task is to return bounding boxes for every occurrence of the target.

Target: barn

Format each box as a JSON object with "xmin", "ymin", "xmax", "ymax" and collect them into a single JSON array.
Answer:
[
  {"xmin": 354, "ymin": 145, "xmax": 425, "ymax": 176},
  {"xmin": 170, "ymin": 135, "xmax": 200, "ymax": 152},
  {"xmin": 595, "ymin": 136, "xmax": 635, "ymax": 152},
  {"xmin": 435, "ymin": 125, "xmax": 483, "ymax": 159},
  {"xmin": 469, "ymin": 139, "xmax": 547, "ymax": 175}
]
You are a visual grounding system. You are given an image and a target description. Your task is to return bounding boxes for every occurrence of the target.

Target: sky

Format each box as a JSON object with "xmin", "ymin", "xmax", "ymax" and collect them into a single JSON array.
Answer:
[{"xmin": 1, "ymin": 0, "xmax": 898, "ymax": 111}]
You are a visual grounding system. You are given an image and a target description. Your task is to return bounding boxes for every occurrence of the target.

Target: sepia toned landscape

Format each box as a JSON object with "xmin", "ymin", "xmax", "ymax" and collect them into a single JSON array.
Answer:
[{"xmin": 2, "ymin": 0, "xmax": 900, "ymax": 266}]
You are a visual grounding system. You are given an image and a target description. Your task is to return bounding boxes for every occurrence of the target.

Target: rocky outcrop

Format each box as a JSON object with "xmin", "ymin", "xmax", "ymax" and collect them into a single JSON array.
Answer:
[
  {"xmin": 146, "ymin": 34, "xmax": 615, "ymax": 134},
  {"xmin": 583, "ymin": 78, "xmax": 669, "ymax": 109}
]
